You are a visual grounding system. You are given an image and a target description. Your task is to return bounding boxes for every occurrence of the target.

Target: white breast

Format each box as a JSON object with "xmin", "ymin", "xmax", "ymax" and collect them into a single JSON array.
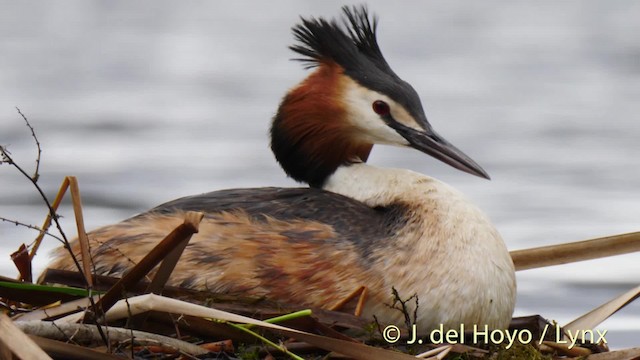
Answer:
[{"xmin": 324, "ymin": 163, "xmax": 516, "ymax": 332}]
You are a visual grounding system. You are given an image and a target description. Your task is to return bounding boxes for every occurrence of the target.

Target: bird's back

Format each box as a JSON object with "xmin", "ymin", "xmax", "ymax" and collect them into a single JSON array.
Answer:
[{"xmin": 47, "ymin": 187, "xmax": 405, "ymax": 308}]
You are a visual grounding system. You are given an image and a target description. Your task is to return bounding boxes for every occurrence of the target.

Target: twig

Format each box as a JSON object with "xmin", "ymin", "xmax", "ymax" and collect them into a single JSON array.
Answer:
[
  {"xmin": 15, "ymin": 321, "xmax": 209, "ymax": 356},
  {"xmin": 1, "ymin": 117, "xmax": 108, "ymax": 347},
  {"xmin": 124, "ymin": 297, "xmax": 134, "ymax": 359},
  {"xmin": 117, "ymin": 338, "xmax": 201, "ymax": 360},
  {"xmin": 0, "ymin": 145, "xmax": 11, "ymax": 164},
  {"xmin": 386, "ymin": 287, "xmax": 418, "ymax": 333},
  {"xmin": 0, "ymin": 149, "xmax": 74, "ymax": 261},
  {"xmin": 0, "ymin": 217, "xmax": 65, "ymax": 244},
  {"xmin": 373, "ymin": 314, "xmax": 384, "ymax": 339},
  {"xmin": 15, "ymin": 294, "xmax": 106, "ymax": 349},
  {"xmin": 0, "ymin": 116, "xmax": 80, "ymax": 275},
  {"xmin": 15, "ymin": 107, "xmax": 42, "ymax": 182}
]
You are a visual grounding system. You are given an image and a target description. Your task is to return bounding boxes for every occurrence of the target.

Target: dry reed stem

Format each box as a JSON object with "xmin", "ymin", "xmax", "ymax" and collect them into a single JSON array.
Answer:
[
  {"xmin": 29, "ymin": 178, "xmax": 70, "ymax": 260},
  {"xmin": 564, "ymin": 284, "xmax": 640, "ymax": 335},
  {"xmin": 542, "ymin": 341, "xmax": 592, "ymax": 357},
  {"xmin": 90, "ymin": 293, "xmax": 417, "ymax": 360},
  {"xmin": 93, "ymin": 211, "xmax": 203, "ymax": 316},
  {"xmin": 511, "ymin": 231, "xmax": 640, "ymax": 271},
  {"xmin": 28, "ymin": 335, "xmax": 120, "ymax": 360},
  {"xmin": 15, "ymin": 321, "xmax": 209, "ymax": 356},
  {"xmin": 0, "ymin": 313, "xmax": 51, "ymax": 360},
  {"xmin": 355, "ymin": 286, "xmax": 368, "ymax": 317},
  {"xmin": 13, "ymin": 295, "xmax": 102, "ymax": 322},
  {"xmin": 415, "ymin": 345, "xmax": 451, "ymax": 359},
  {"xmin": 146, "ymin": 211, "xmax": 205, "ymax": 294},
  {"xmin": 329, "ymin": 285, "xmax": 367, "ymax": 316},
  {"xmin": 26, "ymin": 176, "xmax": 93, "ymax": 286},
  {"xmin": 67, "ymin": 176, "xmax": 92, "ymax": 287},
  {"xmin": 128, "ymin": 211, "xmax": 204, "ymax": 329}
]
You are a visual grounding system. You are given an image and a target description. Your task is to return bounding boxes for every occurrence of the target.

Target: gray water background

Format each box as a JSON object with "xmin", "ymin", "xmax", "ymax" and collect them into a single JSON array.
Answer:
[{"xmin": 1, "ymin": 0, "xmax": 639, "ymax": 348}]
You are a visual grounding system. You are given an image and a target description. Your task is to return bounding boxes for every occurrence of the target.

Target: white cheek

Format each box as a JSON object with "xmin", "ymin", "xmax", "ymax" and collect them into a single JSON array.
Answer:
[
  {"xmin": 349, "ymin": 111, "xmax": 409, "ymax": 145},
  {"xmin": 343, "ymin": 83, "xmax": 409, "ymax": 146}
]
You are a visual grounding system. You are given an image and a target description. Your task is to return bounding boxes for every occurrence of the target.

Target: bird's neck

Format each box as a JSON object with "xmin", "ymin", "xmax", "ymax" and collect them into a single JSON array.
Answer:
[{"xmin": 322, "ymin": 162, "xmax": 428, "ymax": 207}]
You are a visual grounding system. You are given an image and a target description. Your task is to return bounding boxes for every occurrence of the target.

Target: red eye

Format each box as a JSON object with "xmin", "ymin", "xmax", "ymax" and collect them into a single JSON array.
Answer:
[{"xmin": 372, "ymin": 100, "xmax": 390, "ymax": 116}]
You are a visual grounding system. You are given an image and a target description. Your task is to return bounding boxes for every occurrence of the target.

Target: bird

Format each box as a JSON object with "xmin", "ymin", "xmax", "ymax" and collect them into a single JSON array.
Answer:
[{"xmin": 45, "ymin": 6, "xmax": 516, "ymax": 334}]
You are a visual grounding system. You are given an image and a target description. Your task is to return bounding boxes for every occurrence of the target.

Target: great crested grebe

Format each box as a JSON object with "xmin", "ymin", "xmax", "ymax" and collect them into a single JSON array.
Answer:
[{"xmin": 46, "ymin": 6, "xmax": 516, "ymax": 333}]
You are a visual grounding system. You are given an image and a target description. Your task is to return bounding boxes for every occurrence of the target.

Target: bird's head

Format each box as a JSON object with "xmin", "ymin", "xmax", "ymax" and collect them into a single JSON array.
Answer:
[{"xmin": 271, "ymin": 6, "xmax": 489, "ymax": 188}]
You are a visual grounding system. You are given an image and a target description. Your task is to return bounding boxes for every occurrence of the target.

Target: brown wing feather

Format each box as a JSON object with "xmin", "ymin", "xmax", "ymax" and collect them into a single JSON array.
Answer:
[{"xmin": 48, "ymin": 210, "xmax": 384, "ymax": 309}]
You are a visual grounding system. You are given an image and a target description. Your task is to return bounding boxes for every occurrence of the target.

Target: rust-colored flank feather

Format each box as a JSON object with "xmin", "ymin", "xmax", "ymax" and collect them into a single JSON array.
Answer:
[{"xmin": 50, "ymin": 209, "xmax": 384, "ymax": 311}]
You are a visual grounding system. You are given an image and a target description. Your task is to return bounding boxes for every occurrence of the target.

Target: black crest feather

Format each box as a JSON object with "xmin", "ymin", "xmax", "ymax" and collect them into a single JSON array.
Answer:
[
  {"xmin": 290, "ymin": 5, "xmax": 395, "ymax": 77},
  {"xmin": 288, "ymin": 5, "xmax": 424, "ymax": 119}
]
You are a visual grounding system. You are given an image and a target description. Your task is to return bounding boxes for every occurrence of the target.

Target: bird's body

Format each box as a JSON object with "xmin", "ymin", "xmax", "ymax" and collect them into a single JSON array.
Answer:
[
  {"xmin": 50, "ymin": 164, "xmax": 515, "ymax": 332},
  {"xmin": 45, "ymin": 6, "xmax": 516, "ymax": 333}
]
